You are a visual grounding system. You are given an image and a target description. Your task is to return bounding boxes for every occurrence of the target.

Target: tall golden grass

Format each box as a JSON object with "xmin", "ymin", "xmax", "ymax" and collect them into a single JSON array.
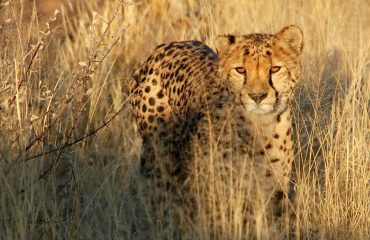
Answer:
[{"xmin": 0, "ymin": 0, "xmax": 368, "ymax": 239}]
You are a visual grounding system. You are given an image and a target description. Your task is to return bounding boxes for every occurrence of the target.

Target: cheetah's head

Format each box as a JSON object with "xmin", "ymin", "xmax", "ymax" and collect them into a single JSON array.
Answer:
[{"xmin": 215, "ymin": 25, "xmax": 303, "ymax": 115}]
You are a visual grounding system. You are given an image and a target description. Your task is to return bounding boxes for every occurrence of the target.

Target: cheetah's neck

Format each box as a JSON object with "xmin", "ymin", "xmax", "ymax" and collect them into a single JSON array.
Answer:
[{"xmin": 237, "ymin": 105, "xmax": 293, "ymax": 149}]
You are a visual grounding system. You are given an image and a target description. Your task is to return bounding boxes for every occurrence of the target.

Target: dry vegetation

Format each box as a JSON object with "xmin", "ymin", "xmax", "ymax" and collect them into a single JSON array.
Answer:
[{"xmin": 0, "ymin": 0, "xmax": 369, "ymax": 239}]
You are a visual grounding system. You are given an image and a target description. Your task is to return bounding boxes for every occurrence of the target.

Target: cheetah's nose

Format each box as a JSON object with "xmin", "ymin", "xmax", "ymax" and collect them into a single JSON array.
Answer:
[{"xmin": 248, "ymin": 93, "xmax": 268, "ymax": 104}]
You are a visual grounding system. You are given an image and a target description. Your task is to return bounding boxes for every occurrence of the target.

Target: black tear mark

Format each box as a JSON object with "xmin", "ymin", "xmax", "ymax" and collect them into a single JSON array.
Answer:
[{"xmin": 269, "ymin": 74, "xmax": 277, "ymax": 92}]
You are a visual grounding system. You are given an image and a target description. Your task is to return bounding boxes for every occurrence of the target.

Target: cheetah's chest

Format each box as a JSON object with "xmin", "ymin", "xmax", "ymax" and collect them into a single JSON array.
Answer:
[{"xmin": 214, "ymin": 106, "xmax": 294, "ymax": 190}]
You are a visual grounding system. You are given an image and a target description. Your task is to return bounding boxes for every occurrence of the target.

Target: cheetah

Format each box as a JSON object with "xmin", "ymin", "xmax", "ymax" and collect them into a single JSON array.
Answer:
[{"xmin": 130, "ymin": 25, "xmax": 303, "ymax": 237}]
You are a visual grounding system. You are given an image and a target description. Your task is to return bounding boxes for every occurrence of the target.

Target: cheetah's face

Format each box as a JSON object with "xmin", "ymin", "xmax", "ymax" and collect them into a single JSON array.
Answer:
[{"xmin": 215, "ymin": 25, "xmax": 303, "ymax": 115}]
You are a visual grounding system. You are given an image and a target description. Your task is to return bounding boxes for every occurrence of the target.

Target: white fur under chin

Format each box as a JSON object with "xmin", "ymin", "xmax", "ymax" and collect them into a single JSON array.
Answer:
[
  {"xmin": 244, "ymin": 98, "xmax": 288, "ymax": 115},
  {"xmin": 246, "ymin": 104, "xmax": 274, "ymax": 115}
]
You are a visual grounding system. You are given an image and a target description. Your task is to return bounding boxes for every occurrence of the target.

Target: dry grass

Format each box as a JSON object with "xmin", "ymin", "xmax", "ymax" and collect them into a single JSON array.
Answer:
[{"xmin": 0, "ymin": 0, "xmax": 369, "ymax": 239}]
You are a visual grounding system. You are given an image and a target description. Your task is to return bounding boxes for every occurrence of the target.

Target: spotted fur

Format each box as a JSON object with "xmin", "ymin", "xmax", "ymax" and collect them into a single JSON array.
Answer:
[{"xmin": 130, "ymin": 25, "xmax": 304, "ymax": 235}]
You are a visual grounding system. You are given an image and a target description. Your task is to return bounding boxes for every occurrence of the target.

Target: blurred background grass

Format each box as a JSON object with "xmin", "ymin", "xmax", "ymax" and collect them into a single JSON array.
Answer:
[{"xmin": 0, "ymin": 0, "xmax": 369, "ymax": 239}]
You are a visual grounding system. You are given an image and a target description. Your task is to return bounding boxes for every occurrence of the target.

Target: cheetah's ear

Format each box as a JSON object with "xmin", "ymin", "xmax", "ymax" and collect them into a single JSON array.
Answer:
[
  {"xmin": 275, "ymin": 25, "xmax": 304, "ymax": 55},
  {"xmin": 215, "ymin": 34, "xmax": 236, "ymax": 54}
]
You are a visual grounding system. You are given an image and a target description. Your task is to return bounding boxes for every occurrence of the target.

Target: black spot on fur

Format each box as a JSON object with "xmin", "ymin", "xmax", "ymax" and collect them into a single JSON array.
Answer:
[
  {"xmin": 167, "ymin": 49, "xmax": 174, "ymax": 56},
  {"xmin": 146, "ymin": 55, "xmax": 154, "ymax": 63},
  {"xmin": 157, "ymin": 90, "xmax": 164, "ymax": 99},
  {"xmin": 265, "ymin": 143, "xmax": 272, "ymax": 149},
  {"xmin": 266, "ymin": 50, "xmax": 271, "ymax": 56},
  {"xmin": 149, "ymin": 97, "xmax": 155, "ymax": 106},
  {"xmin": 148, "ymin": 115, "xmax": 154, "ymax": 123},
  {"xmin": 154, "ymin": 53, "xmax": 165, "ymax": 62},
  {"xmin": 273, "ymin": 134, "xmax": 279, "ymax": 139},
  {"xmin": 208, "ymin": 55, "xmax": 218, "ymax": 61},
  {"xmin": 164, "ymin": 44, "xmax": 173, "ymax": 51},
  {"xmin": 157, "ymin": 117, "xmax": 165, "ymax": 124},
  {"xmin": 227, "ymin": 34, "xmax": 236, "ymax": 44},
  {"xmin": 271, "ymin": 158, "xmax": 280, "ymax": 163},
  {"xmin": 193, "ymin": 41, "xmax": 202, "ymax": 46},
  {"xmin": 156, "ymin": 43, "xmax": 165, "ymax": 49},
  {"xmin": 164, "ymin": 81, "xmax": 170, "ymax": 89},
  {"xmin": 176, "ymin": 74, "xmax": 184, "ymax": 83},
  {"xmin": 179, "ymin": 63, "xmax": 186, "ymax": 70},
  {"xmin": 275, "ymin": 190, "xmax": 284, "ymax": 201},
  {"xmin": 142, "ymin": 104, "xmax": 147, "ymax": 112},
  {"xmin": 157, "ymin": 106, "xmax": 164, "ymax": 113},
  {"xmin": 159, "ymin": 131, "xmax": 166, "ymax": 138},
  {"xmin": 276, "ymin": 114, "xmax": 281, "ymax": 123},
  {"xmin": 244, "ymin": 48, "xmax": 250, "ymax": 56},
  {"xmin": 145, "ymin": 86, "xmax": 151, "ymax": 93}
]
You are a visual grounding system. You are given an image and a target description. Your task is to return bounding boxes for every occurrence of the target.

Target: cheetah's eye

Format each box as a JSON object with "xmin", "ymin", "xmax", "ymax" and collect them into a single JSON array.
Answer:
[
  {"xmin": 270, "ymin": 66, "xmax": 281, "ymax": 74},
  {"xmin": 235, "ymin": 67, "xmax": 246, "ymax": 74}
]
